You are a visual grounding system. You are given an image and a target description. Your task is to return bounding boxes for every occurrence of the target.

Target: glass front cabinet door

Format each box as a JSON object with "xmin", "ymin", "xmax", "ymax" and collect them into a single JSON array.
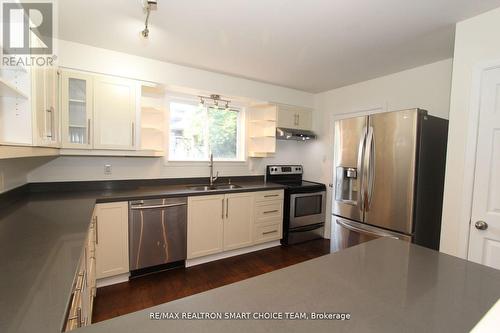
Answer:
[{"xmin": 61, "ymin": 71, "xmax": 93, "ymax": 149}]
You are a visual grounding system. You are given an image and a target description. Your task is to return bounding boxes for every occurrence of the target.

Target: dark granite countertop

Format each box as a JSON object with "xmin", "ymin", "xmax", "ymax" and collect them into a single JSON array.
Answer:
[
  {"xmin": 3, "ymin": 177, "xmax": 499, "ymax": 333},
  {"xmin": 0, "ymin": 179, "xmax": 285, "ymax": 333},
  {"xmin": 79, "ymin": 238, "xmax": 500, "ymax": 333}
]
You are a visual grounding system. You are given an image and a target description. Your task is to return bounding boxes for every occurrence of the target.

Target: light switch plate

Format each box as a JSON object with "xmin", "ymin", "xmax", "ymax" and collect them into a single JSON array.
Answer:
[{"xmin": 104, "ymin": 164, "xmax": 112, "ymax": 175}]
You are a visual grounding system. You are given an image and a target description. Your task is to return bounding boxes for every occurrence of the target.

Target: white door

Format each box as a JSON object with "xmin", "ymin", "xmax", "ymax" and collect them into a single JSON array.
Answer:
[
  {"xmin": 223, "ymin": 193, "xmax": 254, "ymax": 251},
  {"xmin": 187, "ymin": 195, "xmax": 225, "ymax": 259},
  {"xmin": 93, "ymin": 76, "xmax": 137, "ymax": 150},
  {"xmin": 95, "ymin": 202, "xmax": 130, "ymax": 279},
  {"xmin": 468, "ymin": 67, "xmax": 500, "ymax": 270}
]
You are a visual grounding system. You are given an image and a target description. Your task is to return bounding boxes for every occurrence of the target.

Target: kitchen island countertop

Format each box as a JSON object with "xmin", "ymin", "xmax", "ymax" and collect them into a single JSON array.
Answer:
[{"xmin": 80, "ymin": 238, "xmax": 500, "ymax": 333}]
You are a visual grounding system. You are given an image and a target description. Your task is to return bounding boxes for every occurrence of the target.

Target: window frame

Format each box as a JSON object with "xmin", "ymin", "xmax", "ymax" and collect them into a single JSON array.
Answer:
[{"xmin": 165, "ymin": 95, "xmax": 247, "ymax": 163}]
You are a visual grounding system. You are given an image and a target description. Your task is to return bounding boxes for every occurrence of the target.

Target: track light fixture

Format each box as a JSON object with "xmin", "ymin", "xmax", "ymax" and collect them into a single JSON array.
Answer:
[
  {"xmin": 197, "ymin": 94, "xmax": 232, "ymax": 111},
  {"xmin": 141, "ymin": 0, "xmax": 158, "ymax": 38}
]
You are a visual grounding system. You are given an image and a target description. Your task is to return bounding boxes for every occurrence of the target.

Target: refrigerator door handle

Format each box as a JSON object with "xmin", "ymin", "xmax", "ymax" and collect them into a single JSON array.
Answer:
[
  {"xmin": 336, "ymin": 218, "xmax": 399, "ymax": 240},
  {"xmin": 357, "ymin": 127, "xmax": 367, "ymax": 212},
  {"xmin": 363, "ymin": 126, "xmax": 374, "ymax": 211}
]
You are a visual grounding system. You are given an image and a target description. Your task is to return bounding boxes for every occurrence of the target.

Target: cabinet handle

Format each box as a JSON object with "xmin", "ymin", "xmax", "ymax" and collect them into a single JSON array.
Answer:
[
  {"xmin": 77, "ymin": 307, "xmax": 82, "ymax": 328},
  {"xmin": 46, "ymin": 108, "xmax": 53, "ymax": 138},
  {"xmin": 131, "ymin": 122, "xmax": 135, "ymax": 147},
  {"xmin": 87, "ymin": 119, "xmax": 91, "ymax": 144},
  {"xmin": 263, "ymin": 230, "xmax": 278, "ymax": 235},
  {"xmin": 263, "ymin": 210, "xmax": 279, "ymax": 214},
  {"xmin": 226, "ymin": 198, "xmax": 229, "ymax": 219},
  {"xmin": 75, "ymin": 272, "xmax": 85, "ymax": 291},
  {"xmin": 221, "ymin": 199, "xmax": 224, "ymax": 219},
  {"xmin": 94, "ymin": 216, "xmax": 98, "ymax": 245},
  {"xmin": 297, "ymin": 114, "xmax": 300, "ymax": 126},
  {"xmin": 67, "ymin": 307, "xmax": 83, "ymax": 328},
  {"xmin": 264, "ymin": 194, "xmax": 279, "ymax": 198}
]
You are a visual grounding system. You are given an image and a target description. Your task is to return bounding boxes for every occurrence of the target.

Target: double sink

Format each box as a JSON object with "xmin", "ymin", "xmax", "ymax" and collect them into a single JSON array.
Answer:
[{"xmin": 187, "ymin": 184, "xmax": 242, "ymax": 192}]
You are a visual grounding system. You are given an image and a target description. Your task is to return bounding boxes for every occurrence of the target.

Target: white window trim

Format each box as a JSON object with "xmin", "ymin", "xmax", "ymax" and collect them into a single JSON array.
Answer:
[{"xmin": 164, "ymin": 94, "xmax": 248, "ymax": 166}]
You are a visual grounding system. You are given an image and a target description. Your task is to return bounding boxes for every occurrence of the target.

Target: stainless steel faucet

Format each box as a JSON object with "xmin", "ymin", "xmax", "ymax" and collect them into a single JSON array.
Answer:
[{"xmin": 209, "ymin": 153, "xmax": 219, "ymax": 186}]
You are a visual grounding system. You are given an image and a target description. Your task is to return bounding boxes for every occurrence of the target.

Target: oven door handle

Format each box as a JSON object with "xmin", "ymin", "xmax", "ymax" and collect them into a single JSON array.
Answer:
[{"xmin": 336, "ymin": 219, "xmax": 400, "ymax": 240}]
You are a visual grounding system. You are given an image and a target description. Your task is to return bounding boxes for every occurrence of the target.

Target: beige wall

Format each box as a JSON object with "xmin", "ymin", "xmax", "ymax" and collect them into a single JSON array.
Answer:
[
  {"xmin": 440, "ymin": 7, "xmax": 500, "ymax": 258},
  {"xmin": 26, "ymin": 58, "xmax": 454, "ymax": 240},
  {"xmin": 312, "ymin": 58, "xmax": 453, "ymax": 238}
]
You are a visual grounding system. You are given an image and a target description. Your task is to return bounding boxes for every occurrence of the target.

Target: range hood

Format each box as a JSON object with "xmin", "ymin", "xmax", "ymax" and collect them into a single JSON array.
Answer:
[{"xmin": 276, "ymin": 127, "xmax": 317, "ymax": 141}]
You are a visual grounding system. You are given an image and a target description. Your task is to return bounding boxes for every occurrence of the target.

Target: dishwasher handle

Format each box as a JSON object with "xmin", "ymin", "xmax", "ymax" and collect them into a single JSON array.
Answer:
[{"xmin": 130, "ymin": 202, "xmax": 187, "ymax": 210}]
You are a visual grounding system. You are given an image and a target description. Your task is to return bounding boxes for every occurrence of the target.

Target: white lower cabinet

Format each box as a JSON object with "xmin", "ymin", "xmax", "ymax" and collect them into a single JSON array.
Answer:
[
  {"xmin": 94, "ymin": 202, "xmax": 129, "ymax": 279},
  {"xmin": 65, "ymin": 218, "xmax": 96, "ymax": 331},
  {"xmin": 187, "ymin": 195, "xmax": 225, "ymax": 259},
  {"xmin": 253, "ymin": 190, "xmax": 283, "ymax": 244},
  {"xmin": 224, "ymin": 192, "xmax": 254, "ymax": 251},
  {"xmin": 187, "ymin": 190, "xmax": 283, "ymax": 260}
]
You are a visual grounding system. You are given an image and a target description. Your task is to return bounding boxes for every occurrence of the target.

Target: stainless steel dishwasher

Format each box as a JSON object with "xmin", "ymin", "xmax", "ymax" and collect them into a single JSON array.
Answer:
[{"xmin": 129, "ymin": 197, "xmax": 187, "ymax": 275}]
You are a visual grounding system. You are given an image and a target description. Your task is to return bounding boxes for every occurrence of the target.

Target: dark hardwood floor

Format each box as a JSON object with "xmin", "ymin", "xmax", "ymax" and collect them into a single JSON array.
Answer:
[{"xmin": 92, "ymin": 239, "xmax": 331, "ymax": 323}]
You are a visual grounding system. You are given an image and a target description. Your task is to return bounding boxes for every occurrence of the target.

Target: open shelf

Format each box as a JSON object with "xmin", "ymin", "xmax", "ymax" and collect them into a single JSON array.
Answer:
[
  {"xmin": 142, "ymin": 106, "xmax": 164, "ymax": 114},
  {"xmin": 0, "ymin": 78, "xmax": 29, "ymax": 99}
]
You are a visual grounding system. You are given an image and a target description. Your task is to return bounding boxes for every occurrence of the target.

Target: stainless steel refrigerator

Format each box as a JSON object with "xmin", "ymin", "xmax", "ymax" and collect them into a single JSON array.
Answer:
[{"xmin": 332, "ymin": 108, "xmax": 448, "ymax": 251}]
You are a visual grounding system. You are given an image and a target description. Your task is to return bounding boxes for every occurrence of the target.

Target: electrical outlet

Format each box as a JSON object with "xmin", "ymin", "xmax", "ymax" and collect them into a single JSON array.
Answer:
[{"xmin": 104, "ymin": 164, "xmax": 112, "ymax": 175}]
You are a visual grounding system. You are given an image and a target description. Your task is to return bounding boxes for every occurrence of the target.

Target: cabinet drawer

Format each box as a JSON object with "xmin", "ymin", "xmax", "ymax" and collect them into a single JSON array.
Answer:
[
  {"xmin": 255, "ymin": 201, "xmax": 283, "ymax": 223},
  {"xmin": 253, "ymin": 221, "xmax": 282, "ymax": 244},
  {"xmin": 255, "ymin": 190, "xmax": 284, "ymax": 202}
]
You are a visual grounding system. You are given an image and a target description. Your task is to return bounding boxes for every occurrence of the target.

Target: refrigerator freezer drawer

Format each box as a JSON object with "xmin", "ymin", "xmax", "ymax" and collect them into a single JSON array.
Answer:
[{"xmin": 332, "ymin": 216, "xmax": 411, "ymax": 252}]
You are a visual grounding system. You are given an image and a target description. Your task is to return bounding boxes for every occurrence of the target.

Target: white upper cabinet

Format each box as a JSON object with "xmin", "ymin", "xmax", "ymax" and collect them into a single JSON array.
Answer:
[
  {"xmin": 295, "ymin": 107, "xmax": 312, "ymax": 130},
  {"xmin": 277, "ymin": 104, "xmax": 313, "ymax": 130},
  {"xmin": 60, "ymin": 70, "xmax": 140, "ymax": 151},
  {"xmin": 61, "ymin": 71, "xmax": 94, "ymax": 149},
  {"xmin": 32, "ymin": 67, "xmax": 60, "ymax": 147},
  {"xmin": 93, "ymin": 76, "xmax": 137, "ymax": 150}
]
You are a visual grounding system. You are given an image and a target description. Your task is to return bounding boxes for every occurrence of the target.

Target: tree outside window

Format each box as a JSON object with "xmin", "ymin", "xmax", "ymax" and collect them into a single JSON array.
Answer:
[{"xmin": 169, "ymin": 101, "xmax": 241, "ymax": 161}]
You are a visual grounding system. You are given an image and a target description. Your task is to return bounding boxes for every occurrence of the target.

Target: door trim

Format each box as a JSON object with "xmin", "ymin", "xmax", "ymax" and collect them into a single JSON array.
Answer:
[{"xmin": 446, "ymin": 60, "xmax": 500, "ymax": 259}]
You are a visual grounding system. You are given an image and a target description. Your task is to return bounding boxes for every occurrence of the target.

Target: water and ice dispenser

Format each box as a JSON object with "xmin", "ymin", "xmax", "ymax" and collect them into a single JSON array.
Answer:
[{"xmin": 335, "ymin": 167, "xmax": 359, "ymax": 204}]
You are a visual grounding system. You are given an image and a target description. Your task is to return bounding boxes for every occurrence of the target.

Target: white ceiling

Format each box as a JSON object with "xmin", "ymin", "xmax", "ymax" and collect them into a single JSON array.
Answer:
[{"xmin": 57, "ymin": 0, "xmax": 500, "ymax": 93}]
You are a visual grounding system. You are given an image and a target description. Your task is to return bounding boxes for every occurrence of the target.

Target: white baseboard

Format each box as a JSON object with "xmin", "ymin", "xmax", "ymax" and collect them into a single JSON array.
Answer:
[
  {"xmin": 96, "ymin": 273, "xmax": 130, "ymax": 288},
  {"xmin": 186, "ymin": 240, "xmax": 281, "ymax": 267}
]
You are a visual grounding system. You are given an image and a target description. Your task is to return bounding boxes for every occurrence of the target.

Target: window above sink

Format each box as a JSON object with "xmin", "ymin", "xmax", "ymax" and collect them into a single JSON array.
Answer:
[{"xmin": 168, "ymin": 99, "xmax": 245, "ymax": 162}]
